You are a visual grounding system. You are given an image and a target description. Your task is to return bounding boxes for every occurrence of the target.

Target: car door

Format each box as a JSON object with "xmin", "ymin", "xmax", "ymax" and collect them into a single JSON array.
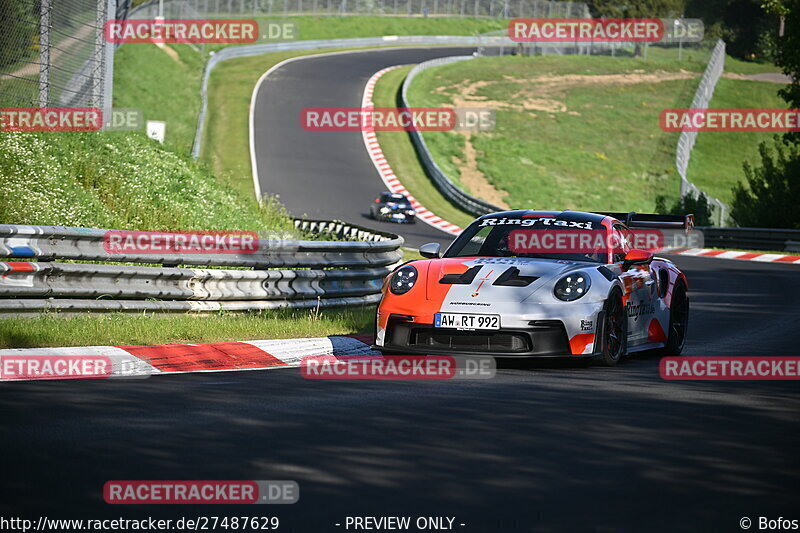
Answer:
[{"xmin": 613, "ymin": 224, "xmax": 657, "ymax": 346}]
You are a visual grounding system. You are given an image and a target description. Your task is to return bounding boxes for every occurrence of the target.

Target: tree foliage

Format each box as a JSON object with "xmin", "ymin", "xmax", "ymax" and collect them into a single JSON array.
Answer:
[
  {"xmin": 589, "ymin": 0, "xmax": 687, "ymax": 17},
  {"xmin": 685, "ymin": 0, "xmax": 778, "ymax": 59},
  {"xmin": 731, "ymin": 139, "xmax": 800, "ymax": 228},
  {"xmin": 771, "ymin": 0, "xmax": 800, "ymax": 145},
  {"xmin": 656, "ymin": 192, "xmax": 714, "ymax": 227}
]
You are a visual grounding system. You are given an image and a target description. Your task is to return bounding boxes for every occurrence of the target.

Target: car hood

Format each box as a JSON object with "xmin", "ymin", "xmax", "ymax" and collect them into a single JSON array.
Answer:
[{"xmin": 424, "ymin": 256, "xmax": 593, "ymax": 303}]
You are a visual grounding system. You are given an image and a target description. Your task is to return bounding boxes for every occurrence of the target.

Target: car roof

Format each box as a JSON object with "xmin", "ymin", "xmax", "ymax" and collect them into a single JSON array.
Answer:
[{"xmin": 476, "ymin": 209, "xmax": 613, "ymax": 227}]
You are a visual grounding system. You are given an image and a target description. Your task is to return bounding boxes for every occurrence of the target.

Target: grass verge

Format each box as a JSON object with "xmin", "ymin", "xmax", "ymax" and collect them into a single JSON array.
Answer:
[
  {"xmin": 0, "ymin": 307, "xmax": 375, "ymax": 349},
  {"xmin": 113, "ymin": 43, "xmax": 206, "ymax": 156},
  {"xmin": 0, "ymin": 129, "xmax": 295, "ymax": 232},
  {"xmin": 405, "ymin": 53, "xmax": 712, "ymax": 213},
  {"xmin": 251, "ymin": 15, "xmax": 505, "ymax": 43}
]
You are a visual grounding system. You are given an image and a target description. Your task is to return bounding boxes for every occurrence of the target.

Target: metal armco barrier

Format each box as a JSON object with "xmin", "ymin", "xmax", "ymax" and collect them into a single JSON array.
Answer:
[
  {"xmin": 0, "ymin": 295, "xmax": 383, "ymax": 317},
  {"xmin": 401, "ymin": 55, "xmax": 504, "ymax": 217},
  {"xmin": 698, "ymin": 227, "xmax": 800, "ymax": 252},
  {"xmin": 0, "ymin": 263, "xmax": 386, "ymax": 300},
  {"xmin": 0, "ymin": 219, "xmax": 401, "ymax": 315},
  {"xmin": 0, "ymin": 220, "xmax": 402, "ymax": 268}
]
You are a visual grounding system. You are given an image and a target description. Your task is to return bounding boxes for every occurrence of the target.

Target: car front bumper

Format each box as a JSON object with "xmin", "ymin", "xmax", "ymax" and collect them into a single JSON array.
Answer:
[
  {"xmin": 376, "ymin": 212, "xmax": 415, "ymax": 223},
  {"xmin": 374, "ymin": 315, "xmax": 605, "ymax": 358}
]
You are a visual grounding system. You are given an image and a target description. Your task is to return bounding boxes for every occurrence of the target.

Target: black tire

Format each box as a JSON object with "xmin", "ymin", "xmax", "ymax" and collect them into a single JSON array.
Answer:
[
  {"xmin": 596, "ymin": 289, "xmax": 627, "ymax": 367},
  {"xmin": 659, "ymin": 282, "xmax": 689, "ymax": 356}
]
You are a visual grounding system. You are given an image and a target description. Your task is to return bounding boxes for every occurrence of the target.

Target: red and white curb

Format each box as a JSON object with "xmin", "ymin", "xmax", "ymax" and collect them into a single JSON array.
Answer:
[
  {"xmin": 0, "ymin": 335, "xmax": 378, "ymax": 381},
  {"xmin": 361, "ymin": 66, "xmax": 462, "ymax": 236},
  {"xmin": 662, "ymin": 248, "xmax": 800, "ymax": 265}
]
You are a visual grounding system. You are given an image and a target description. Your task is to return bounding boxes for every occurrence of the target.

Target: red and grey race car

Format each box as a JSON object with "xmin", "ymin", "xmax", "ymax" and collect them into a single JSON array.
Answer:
[{"xmin": 374, "ymin": 210, "xmax": 692, "ymax": 366}]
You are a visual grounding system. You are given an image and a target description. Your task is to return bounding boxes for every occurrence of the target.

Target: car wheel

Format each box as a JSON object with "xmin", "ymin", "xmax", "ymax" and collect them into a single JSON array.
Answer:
[
  {"xmin": 659, "ymin": 282, "xmax": 689, "ymax": 356},
  {"xmin": 597, "ymin": 289, "xmax": 627, "ymax": 367}
]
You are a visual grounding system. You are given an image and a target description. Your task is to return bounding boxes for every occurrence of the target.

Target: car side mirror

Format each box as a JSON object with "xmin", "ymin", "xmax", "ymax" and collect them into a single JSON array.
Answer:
[
  {"xmin": 419, "ymin": 242, "xmax": 441, "ymax": 259},
  {"xmin": 622, "ymin": 249, "xmax": 654, "ymax": 270}
]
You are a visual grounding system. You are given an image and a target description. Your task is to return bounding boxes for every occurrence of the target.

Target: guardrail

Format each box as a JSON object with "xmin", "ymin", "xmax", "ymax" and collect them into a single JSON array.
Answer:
[
  {"xmin": 0, "ymin": 219, "xmax": 402, "ymax": 316},
  {"xmin": 698, "ymin": 226, "xmax": 800, "ymax": 253},
  {"xmin": 401, "ymin": 55, "xmax": 504, "ymax": 217}
]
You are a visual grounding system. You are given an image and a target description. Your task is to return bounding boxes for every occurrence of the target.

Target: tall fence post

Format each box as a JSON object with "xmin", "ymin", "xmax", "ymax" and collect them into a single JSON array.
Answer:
[
  {"xmin": 38, "ymin": 0, "xmax": 52, "ymax": 108},
  {"xmin": 103, "ymin": 0, "xmax": 117, "ymax": 118},
  {"xmin": 92, "ymin": 0, "xmax": 108, "ymax": 108}
]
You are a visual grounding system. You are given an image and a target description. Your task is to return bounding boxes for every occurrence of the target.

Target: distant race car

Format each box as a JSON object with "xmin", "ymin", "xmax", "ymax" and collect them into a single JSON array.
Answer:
[
  {"xmin": 374, "ymin": 210, "xmax": 692, "ymax": 366},
  {"xmin": 370, "ymin": 192, "xmax": 416, "ymax": 224}
]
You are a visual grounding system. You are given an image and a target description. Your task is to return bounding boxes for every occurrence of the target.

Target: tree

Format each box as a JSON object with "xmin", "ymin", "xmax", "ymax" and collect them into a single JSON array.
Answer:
[
  {"xmin": 685, "ymin": 0, "xmax": 778, "ymax": 60},
  {"xmin": 590, "ymin": 0, "xmax": 686, "ymax": 18},
  {"xmin": 731, "ymin": 139, "xmax": 800, "ymax": 228},
  {"xmin": 765, "ymin": 0, "xmax": 800, "ymax": 145},
  {"xmin": 656, "ymin": 192, "xmax": 714, "ymax": 226},
  {"xmin": 588, "ymin": 0, "xmax": 687, "ymax": 56},
  {"xmin": 727, "ymin": 1, "xmax": 800, "ymax": 228}
]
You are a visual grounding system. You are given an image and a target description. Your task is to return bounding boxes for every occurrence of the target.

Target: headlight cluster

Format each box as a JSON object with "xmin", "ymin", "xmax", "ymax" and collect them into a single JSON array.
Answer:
[
  {"xmin": 380, "ymin": 207, "xmax": 391, "ymax": 214},
  {"xmin": 390, "ymin": 265, "xmax": 418, "ymax": 295},
  {"xmin": 554, "ymin": 272, "xmax": 590, "ymax": 301},
  {"xmin": 405, "ymin": 209, "xmax": 416, "ymax": 216}
]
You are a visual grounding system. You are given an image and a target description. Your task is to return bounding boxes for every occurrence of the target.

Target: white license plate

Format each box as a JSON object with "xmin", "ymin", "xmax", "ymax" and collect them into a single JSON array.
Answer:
[{"xmin": 434, "ymin": 313, "xmax": 500, "ymax": 331}]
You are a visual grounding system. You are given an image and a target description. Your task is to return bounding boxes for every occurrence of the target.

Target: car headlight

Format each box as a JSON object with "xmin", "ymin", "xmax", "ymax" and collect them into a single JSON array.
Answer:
[
  {"xmin": 380, "ymin": 207, "xmax": 390, "ymax": 214},
  {"xmin": 389, "ymin": 265, "xmax": 418, "ymax": 295},
  {"xmin": 554, "ymin": 272, "xmax": 590, "ymax": 301},
  {"xmin": 405, "ymin": 209, "xmax": 416, "ymax": 215}
]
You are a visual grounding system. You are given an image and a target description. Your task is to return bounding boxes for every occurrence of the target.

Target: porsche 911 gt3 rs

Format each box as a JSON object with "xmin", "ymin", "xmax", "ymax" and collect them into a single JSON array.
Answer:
[{"xmin": 374, "ymin": 210, "xmax": 691, "ymax": 366}]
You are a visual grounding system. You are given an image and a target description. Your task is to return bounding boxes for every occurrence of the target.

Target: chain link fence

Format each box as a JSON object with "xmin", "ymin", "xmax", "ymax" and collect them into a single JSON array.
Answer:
[
  {"xmin": 0, "ymin": 0, "xmax": 586, "ymax": 111},
  {"xmin": 127, "ymin": 0, "xmax": 588, "ymax": 19},
  {"xmin": 675, "ymin": 39, "xmax": 728, "ymax": 226},
  {"xmin": 0, "ymin": 0, "xmax": 131, "ymax": 109}
]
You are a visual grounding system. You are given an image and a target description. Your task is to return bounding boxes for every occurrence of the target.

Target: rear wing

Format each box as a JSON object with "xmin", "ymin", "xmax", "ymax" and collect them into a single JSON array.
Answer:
[{"xmin": 599, "ymin": 212, "xmax": 695, "ymax": 231}]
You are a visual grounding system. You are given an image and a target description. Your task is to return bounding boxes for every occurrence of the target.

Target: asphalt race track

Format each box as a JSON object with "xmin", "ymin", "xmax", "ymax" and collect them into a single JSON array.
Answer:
[
  {"xmin": 251, "ymin": 47, "xmax": 486, "ymax": 249},
  {"xmin": 2, "ymin": 48, "xmax": 800, "ymax": 533}
]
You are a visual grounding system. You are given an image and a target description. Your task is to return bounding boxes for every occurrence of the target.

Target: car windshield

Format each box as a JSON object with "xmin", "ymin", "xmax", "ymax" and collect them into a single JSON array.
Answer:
[
  {"xmin": 444, "ymin": 219, "xmax": 608, "ymax": 264},
  {"xmin": 381, "ymin": 194, "xmax": 408, "ymax": 204}
]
